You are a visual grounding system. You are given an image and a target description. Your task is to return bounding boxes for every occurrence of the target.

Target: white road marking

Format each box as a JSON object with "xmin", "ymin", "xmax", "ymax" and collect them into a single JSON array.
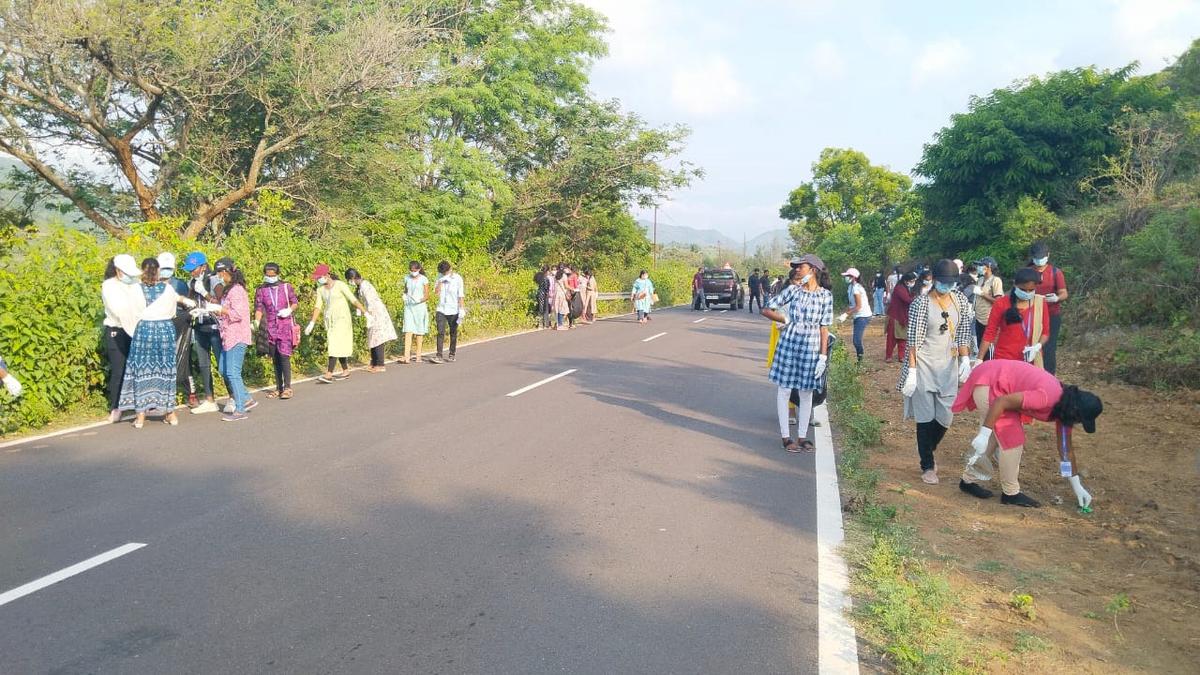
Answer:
[
  {"xmin": 641, "ymin": 332, "xmax": 667, "ymax": 342},
  {"xmin": 719, "ymin": 309, "xmax": 728, "ymax": 313},
  {"xmin": 812, "ymin": 404, "xmax": 861, "ymax": 674},
  {"xmin": 506, "ymin": 369, "xmax": 577, "ymax": 398},
  {"xmin": 0, "ymin": 543, "xmax": 147, "ymax": 608},
  {"xmin": 692, "ymin": 318, "xmax": 708, "ymax": 324}
]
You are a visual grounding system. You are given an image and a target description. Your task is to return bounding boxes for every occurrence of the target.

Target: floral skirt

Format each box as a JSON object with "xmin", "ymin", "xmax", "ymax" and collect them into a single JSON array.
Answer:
[{"xmin": 119, "ymin": 319, "xmax": 177, "ymax": 413}]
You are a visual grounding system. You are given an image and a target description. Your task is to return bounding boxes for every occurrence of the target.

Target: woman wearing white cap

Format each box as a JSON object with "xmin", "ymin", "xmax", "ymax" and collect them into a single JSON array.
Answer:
[
  {"xmin": 101, "ymin": 254, "xmax": 147, "ymax": 422},
  {"xmin": 838, "ymin": 267, "xmax": 872, "ymax": 362}
]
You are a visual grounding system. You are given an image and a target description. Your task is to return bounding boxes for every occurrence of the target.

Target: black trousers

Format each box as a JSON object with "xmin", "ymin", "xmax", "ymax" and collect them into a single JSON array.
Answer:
[
  {"xmin": 272, "ymin": 348, "xmax": 292, "ymax": 391},
  {"xmin": 436, "ymin": 312, "xmax": 459, "ymax": 356},
  {"xmin": 327, "ymin": 356, "xmax": 349, "ymax": 372},
  {"xmin": 192, "ymin": 328, "xmax": 219, "ymax": 399},
  {"xmin": 174, "ymin": 321, "xmax": 196, "ymax": 395},
  {"xmin": 975, "ymin": 320, "xmax": 989, "ymax": 360},
  {"xmin": 104, "ymin": 327, "xmax": 131, "ymax": 411},
  {"xmin": 370, "ymin": 344, "xmax": 386, "ymax": 367},
  {"xmin": 1044, "ymin": 314, "xmax": 1062, "ymax": 374},
  {"xmin": 748, "ymin": 292, "xmax": 762, "ymax": 312},
  {"xmin": 916, "ymin": 420, "xmax": 949, "ymax": 471}
]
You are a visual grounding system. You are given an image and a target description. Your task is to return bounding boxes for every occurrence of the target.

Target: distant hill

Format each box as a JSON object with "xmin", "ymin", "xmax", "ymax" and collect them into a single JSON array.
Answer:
[
  {"xmin": 0, "ymin": 156, "xmax": 89, "ymax": 228},
  {"xmin": 638, "ymin": 219, "xmax": 789, "ymax": 253}
]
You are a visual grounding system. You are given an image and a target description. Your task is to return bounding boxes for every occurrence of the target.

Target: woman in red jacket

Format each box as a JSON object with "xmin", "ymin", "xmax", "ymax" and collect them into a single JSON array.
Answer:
[
  {"xmin": 884, "ymin": 272, "xmax": 916, "ymax": 362},
  {"xmin": 978, "ymin": 268, "xmax": 1049, "ymax": 367}
]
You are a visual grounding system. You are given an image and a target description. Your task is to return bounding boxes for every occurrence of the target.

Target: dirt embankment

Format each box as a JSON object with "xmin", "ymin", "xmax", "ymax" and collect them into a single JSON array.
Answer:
[{"xmin": 852, "ymin": 322, "xmax": 1199, "ymax": 673}]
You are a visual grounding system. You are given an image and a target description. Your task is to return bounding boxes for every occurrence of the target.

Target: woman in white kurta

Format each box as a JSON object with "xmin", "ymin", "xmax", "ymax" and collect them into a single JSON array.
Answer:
[{"xmin": 345, "ymin": 268, "xmax": 397, "ymax": 373}]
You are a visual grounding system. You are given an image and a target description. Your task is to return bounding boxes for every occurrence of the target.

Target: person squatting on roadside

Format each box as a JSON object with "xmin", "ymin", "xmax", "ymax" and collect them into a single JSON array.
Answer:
[
  {"xmin": 762, "ymin": 254, "xmax": 833, "ymax": 453},
  {"xmin": 898, "ymin": 259, "xmax": 976, "ymax": 485},
  {"xmin": 955, "ymin": 359, "xmax": 1102, "ymax": 509},
  {"xmin": 978, "ymin": 267, "xmax": 1049, "ymax": 367},
  {"xmin": 1028, "ymin": 241, "xmax": 1068, "ymax": 374}
]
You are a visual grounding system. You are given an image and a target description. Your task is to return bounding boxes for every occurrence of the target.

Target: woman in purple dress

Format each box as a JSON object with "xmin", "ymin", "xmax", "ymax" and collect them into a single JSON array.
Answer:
[{"xmin": 254, "ymin": 262, "xmax": 300, "ymax": 399}]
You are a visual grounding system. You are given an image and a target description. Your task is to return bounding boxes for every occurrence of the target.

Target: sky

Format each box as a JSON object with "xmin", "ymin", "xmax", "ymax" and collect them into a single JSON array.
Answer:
[{"xmin": 580, "ymin": 0, "xmax": 1200, "ymax": 239}]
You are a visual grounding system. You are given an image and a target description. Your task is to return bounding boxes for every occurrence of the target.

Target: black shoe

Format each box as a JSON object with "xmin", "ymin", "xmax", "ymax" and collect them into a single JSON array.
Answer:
[
  {"xmin": 959, "ymin": 480, "xmax": 993, "ymax": 499},
  {"xmin": 1001, "ymin": 492, "xmax": 1041, "ymax": 508}
]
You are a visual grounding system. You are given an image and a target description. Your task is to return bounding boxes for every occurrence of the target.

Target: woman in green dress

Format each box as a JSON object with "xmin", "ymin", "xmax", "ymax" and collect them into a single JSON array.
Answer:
[
  {"xmin": 305, "ymin": 263, "xmax": 368, "ymax": 383},
  {"xmin": 401, "ymin": 260, "xmax": 430, "ymax": 363}
]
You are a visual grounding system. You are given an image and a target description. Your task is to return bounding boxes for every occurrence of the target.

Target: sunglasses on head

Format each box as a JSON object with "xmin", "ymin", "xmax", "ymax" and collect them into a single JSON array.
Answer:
[{"xmin": 939, "ymin": 311, "xmax": 950, "ymax": 334}]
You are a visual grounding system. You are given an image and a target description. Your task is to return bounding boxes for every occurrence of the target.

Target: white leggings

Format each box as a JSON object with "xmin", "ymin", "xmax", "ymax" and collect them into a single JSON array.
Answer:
[{"xmin": 777, "ymin": 386, "xmax": 814, "ymax": 439}]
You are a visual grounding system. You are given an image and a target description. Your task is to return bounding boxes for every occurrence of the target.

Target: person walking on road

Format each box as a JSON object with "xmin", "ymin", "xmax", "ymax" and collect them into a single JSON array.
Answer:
[
  {"xmin": 872, "ymin": 271, "xmax": 887, "ymax": 316},
  {"xmin": 535, "ymin": 266, "xmax": 552, "ymax": 329},
  {"xmin": 307, "ymin": 263, "xmax": 367, "ymax": 380},
  {"xmin": 632, "ymin": 270, "xmax": 655, "ymax": 323},
  {"xmin": 206, "ymin": 258, "xmax": 255, "ymax": 422},
  {"xmin": 1028, "ymin": 242, "xmax": 1068, "ymax": 374},
  {"xmin": 429, "ymin": 260, "xmax": 465, "ymax": 364},
  {"xmin": 119, "ymin": 257, "xmax": 193, "ymax": 429},
  {"xmin": 181, "ymin": 252, "xmax": 222, "ymax": 414},
  {"xmin": 885, "ymin": 272, "xmax": 917, "ymax": 362},
  {"xmin": 553, "ymin": 267, "xmax": 570, "ymax": 330},
  {"xmin": 401, "ymin": 261, "xmax": 430, "ymax": 362},
  {"xmin": 955, "ymin": 359, "xmax": 1102, "ymax": 509},
  {"xmin": 978, "ymin": 268, "xmax": 1049, "ymax": 367},
  {"xmin": 345, "ymin": 268, "xmax": 396, "ymax": 373},
  {"xmin": 102, "ymin": 254, "xmax": 146, "ymax": 423},
  {"xmin": 692, "ymin": 266, "xmax": 707, "ymax": 311},
  {"xmin": 748, "ymin": 269, "xmax": 762, "ymax": 313},
  {"xmin": 839, "ymin": 267, "xmax": 872, "ymax": 362},
  {"xmin": 254, "ymin": 263, "xmax": 299, "ymax": 399},
  {"xmin": 972, "ymin": 257, "xmax": 1003, "ymax": 357},
  {"xmin": 898, "ymin": 259, "xmax": 976, "ymax": 484},
  {"xmin": 762, "ymin": 253, "xmax": 833, "ymax": 453}
]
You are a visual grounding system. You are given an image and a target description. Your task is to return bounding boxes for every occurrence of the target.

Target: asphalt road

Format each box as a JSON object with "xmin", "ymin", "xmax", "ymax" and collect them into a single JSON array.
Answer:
[{"xmin": 0, "ymin": 307, "xmax": 820, "ymax": 674}]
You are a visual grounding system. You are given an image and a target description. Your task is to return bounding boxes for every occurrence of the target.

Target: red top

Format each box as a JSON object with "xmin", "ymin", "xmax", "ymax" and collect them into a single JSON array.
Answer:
[
  {"xmin": 692, "ymin": 272, "xmax": 704, "ymax": 291},
  {"xmin": 1030, "ymin": 264, "xmax": 1066, "ymax": 316},
  {"xmin": 886, "ymin": 284, "xmax": 914, "ymax": 326},
  {"xmin": 982, "ymin": 296, "xmax": 1049, "ymax": 361},
  {"xmin": 952, "ymin": 359, "xmax": 1063, "ymax": 449}
]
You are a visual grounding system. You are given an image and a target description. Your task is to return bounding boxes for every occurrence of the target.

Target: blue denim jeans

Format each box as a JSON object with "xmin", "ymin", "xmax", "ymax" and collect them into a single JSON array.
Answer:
[
  {"xmin": 218, "ymin": 343, "xmax": 249, "ymax": 413},
  {"xmin": 873, "ymin": 288, "xmax": 886, "ymax": 315},
  {"xmin": 852, "ymin": 316, "xmax": 871, "ymax": 359}
]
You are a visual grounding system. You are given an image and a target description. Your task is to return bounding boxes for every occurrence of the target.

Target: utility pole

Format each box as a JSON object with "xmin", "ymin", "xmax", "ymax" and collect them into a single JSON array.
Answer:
[
  {"xmin": 652, "ymin": 205, "xmax": 658, "ymax": 267},
  {"xmin": 743, "ymin": 232, "xmax": 746, "ymax": 260}
]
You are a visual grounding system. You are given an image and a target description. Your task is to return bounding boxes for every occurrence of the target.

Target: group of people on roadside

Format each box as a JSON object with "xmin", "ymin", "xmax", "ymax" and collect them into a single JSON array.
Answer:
[
  {"xmin": 761, "ymin": 242, "xmax": 1104, "ymax": 513},
  {"xmin": 744, "ymin": 268, "xmax": 787, "ymax": 313},
  {"xmin": 534, "ymin": 264, "xmax": 601, "ymax": 330},
  {"xmin": 102, "ymin": 252, "xmax": 466, "ymax": 425}
]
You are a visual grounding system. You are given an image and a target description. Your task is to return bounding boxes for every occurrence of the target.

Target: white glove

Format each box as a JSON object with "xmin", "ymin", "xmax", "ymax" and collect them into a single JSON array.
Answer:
[
  {"xmin": 1022, "ymin": 343, "xmax": 1042, "ymax": 362},
  {"xmin": 901, "ymin": 371, "xmax": 917, "ymax": 397},
  {"xmin": 305, "ymin": 321, "xmax": 315, "ymax": 336},
  {"xmin": 188, "ymin": 308, "xmax": 208, "ymax": 320},
  {"xmin": 836, "ymin": 312, "xmax": 848, "ymax": 323},
  {"xmin": 206, "ymin": 303, "xmax": 224, "ymax": 315},
  {"xmin": 3, "ymin": 373, "xmax": 22, "ymax": 397},
  {"xmin": 969, "ymin": 426, "xmax": 992, "ymax": 460},
  {"xmin": 356, "ymin": 309, "xmax": 364, "ymax": 317},
  {"xmin": 1044, "ymin": 293, "xmax": 1059, "ymax": 304},
  {"xmin": 178, "ymin": 296, "xmax": 197, "ymax": 309},
  {"xmin": 365, "ymin": 314, "xmax": 374, "ymax": 329},
  {"xmin": 277, "ymin": 307, "xmax": 292, "ymax": 318},
  {"xmin": 193, "ymin": 278, "xmax": 207, "ymax": 296},
  {"xmin": 958, "ymin": 357, "xmax": 972, "ymax": 383},
  {"xmin": 458, "ymin": 307, "xmax": 467, "ymax": 320},
  {"xmin": 1068, "ymin": 475, "xmax": 1092, "ymax": 509},
  {"xmin": 813, "ymin": 354, "xmax": 828, "ymax": 380}
]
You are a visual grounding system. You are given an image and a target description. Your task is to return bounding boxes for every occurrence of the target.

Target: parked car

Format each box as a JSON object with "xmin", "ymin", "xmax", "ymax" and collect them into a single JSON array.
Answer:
[{"xmin": 701, "ymin": 268, "xmax": 744, "ymax": 309}]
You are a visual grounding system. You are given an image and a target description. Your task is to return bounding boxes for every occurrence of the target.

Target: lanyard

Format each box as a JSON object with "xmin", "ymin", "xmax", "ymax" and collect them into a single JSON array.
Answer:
[
  {"xmin": 1021, "ymin": 303, "xmax": 1033, "ymax": 342},
  {"xmin": 1058, "ymin": 425, "xmax": 1073, "ymax": 477}
]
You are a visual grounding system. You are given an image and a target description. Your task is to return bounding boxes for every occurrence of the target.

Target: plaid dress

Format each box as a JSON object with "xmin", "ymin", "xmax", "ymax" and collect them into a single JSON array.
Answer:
[{"xmin": 768, "ymin": 285, "xmax": 833, "ymax": 390}]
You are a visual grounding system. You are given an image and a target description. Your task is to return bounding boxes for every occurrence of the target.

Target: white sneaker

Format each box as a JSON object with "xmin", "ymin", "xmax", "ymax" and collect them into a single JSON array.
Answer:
[
  {"xmin": 222, "ymin": 401, "xmax": 235, "ymax": 414},
  {"xmin": 191, "ymin": 400, "xmax": 219, "ymax": 414}
]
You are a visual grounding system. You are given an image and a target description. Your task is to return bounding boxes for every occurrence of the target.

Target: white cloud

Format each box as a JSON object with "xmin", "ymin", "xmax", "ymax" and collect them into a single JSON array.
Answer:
[
  {"xmin": 670, "ymin": 55, "xmax": 750, "ymax": 117},
  {"xmin": 1110, "ymin": 0, "xmax": 1199, "ymax": 67},
  {"xmin": 912, "ymin": 38, "xmax": 969, "ymax": 85},
  {"xmin": 808, "ymin": 40, "xmax": 847, "ymax": 79},
  {"xmin": 582, "ymin": 0, "xmax": 670, "ymax": 67}
]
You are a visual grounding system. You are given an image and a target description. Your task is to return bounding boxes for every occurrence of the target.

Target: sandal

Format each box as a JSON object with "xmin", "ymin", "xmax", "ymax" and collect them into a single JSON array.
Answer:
[
  {"xmin": 333, "ymin": 371, "xmax": 350, "ymax": 380},
  {"xmin": 164, "ymin": 413, "xmax": 179, "ymax": 427},
  {"xmin": 797, "ymin": 440, "xmax": 816, "ymax": 452},
  {"xmin": 280, "ymin": 388, "xmax": 293, "ymax": 400},
  {"xmin": 782, "ymin": 438, "xmax": 802, "ymax": 453},
  {"xmin": 267, "ymin": 391, "xmax": 280, "ymax": 399}
]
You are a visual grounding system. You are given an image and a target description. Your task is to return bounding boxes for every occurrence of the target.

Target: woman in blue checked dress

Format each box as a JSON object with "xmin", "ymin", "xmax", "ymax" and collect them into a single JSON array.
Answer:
[
  {"xmin": 119, "ymin": 257, "xmax": 190, "ymax": 429},
  {"xmin": 762, "ymin": 254, "xmax": 833, "ymax": 453}
]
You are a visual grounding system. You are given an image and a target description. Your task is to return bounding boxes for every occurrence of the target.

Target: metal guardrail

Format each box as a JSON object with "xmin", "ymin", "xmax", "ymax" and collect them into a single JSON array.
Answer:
[{"xmin": 597, "ymin": 291, "xmax": 629, "ymax": 301}]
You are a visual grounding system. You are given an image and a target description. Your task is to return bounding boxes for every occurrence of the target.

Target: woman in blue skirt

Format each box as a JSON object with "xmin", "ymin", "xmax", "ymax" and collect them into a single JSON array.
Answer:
[
  {"xmin": 761, "ymin": 254, "xmax": 833, "ymax": 452},
  {"xmin": 119, "ymin": 257, "xmax": 194, "ymax": 429}
]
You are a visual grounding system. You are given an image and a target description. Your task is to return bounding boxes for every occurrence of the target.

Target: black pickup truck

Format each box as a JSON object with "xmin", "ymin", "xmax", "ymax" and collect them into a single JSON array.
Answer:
[{"xmin": 700, "ymin": 268, "xmax": 744, "ymax": 309}]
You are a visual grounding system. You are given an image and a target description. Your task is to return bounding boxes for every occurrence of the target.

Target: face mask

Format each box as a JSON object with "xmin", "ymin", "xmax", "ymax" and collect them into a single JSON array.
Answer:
[
  {"xmin": 264, "ymin": 276, "xmax": 279, "ymax": 284},
  {"xmin": 1033, "ymin": 256, "xmax": 1049, "ymax": 266},
  {"xmin": 799, "ymin": 274, "xmax": 812, "ymax": 285},
  {"xmin": 410, "ymin": 271, "xmax": 419, "ymax": 277},
  {"xmin": 120, "ymin": 274, "xmax": 140, "ymax": 285},
  {"xmin": 905, "ymin": 282, "xmax": 915, "ymax": 289},
  {"xmin": 976, "ymin": 266, "xmax": 986, "ymax": 276},
  {"xmin": 317, "ymin": 277, "xmax": 329, "ymax": 286},
  {"xmin": 934, "ymin": 281, "xmax": 957, "ymax": 294},
  {"xmin": 1014, "ymin": 288, "xmax": 1036, "ymax": 301},
  {"xmin": 160, "ymin": 269, "xmax": 174, "ymax": 280},
  {"xmin": 922, "ymin": 280, "xmax": 932, "ymax": 287}
]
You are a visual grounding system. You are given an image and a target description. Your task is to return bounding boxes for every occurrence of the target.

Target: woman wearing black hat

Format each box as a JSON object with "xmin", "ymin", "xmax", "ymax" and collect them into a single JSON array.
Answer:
[
  {"xmin": 897, "ymin": 259, "xmax": 976, "ymax": 484},
  {"xmin": 953, "ymin": 359, "xmax": 1102, "ymax": 509}
]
